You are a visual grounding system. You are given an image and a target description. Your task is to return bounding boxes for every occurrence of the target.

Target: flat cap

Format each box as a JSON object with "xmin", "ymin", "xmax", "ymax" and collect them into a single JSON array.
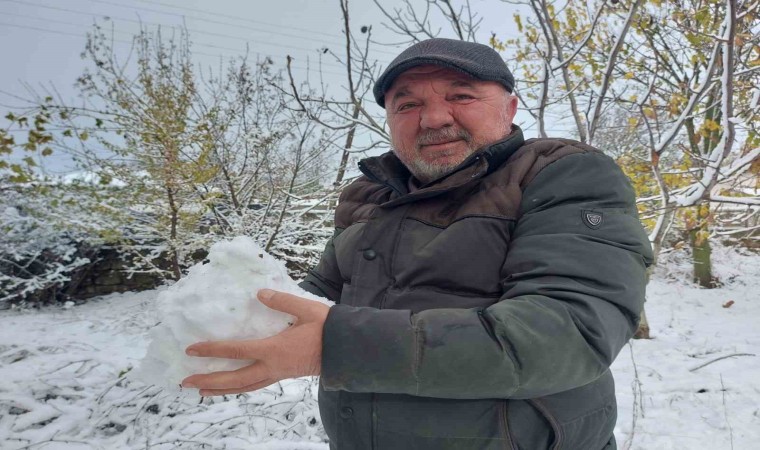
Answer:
[{"xmin": 373, "ymin": 38, "xmax": 515, "ymax": 108}]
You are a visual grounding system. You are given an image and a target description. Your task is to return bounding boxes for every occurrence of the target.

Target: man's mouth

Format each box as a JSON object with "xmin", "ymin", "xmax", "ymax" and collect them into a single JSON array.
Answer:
[{"xmin": 420, "ymin": 139, "xmax": 462, "ymax": 148}]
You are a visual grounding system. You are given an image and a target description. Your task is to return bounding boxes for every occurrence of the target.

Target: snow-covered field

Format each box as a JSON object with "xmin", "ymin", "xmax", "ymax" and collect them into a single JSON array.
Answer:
[{"xmin": 1, "ymin": 244, "xmax": 758, "ymax": 449}]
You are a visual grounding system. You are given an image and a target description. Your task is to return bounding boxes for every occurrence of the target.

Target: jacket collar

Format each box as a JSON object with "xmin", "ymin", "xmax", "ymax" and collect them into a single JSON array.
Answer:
[{"xmin": 358, "ymin": 125, "xmax": 525, "ymax": 202}]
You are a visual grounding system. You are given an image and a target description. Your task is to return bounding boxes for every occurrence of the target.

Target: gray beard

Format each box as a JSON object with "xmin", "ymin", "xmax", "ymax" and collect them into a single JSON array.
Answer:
[
  {"xmin": 395, "ymin": 127, "xmax": 474, "ymax": 184},
  {"xmin": 390, "ymin": 107, "xmax": 513, "ymax": 184}
]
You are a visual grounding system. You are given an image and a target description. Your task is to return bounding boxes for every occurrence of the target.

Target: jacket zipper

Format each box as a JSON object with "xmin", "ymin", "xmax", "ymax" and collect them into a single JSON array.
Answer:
[
  {"xmin": 371, "ymin": 393, "xmax": 377, "ymax": 450},
  {"xmin": 501, "ymin": 401, "xmax": 518, "ymax": 450}
]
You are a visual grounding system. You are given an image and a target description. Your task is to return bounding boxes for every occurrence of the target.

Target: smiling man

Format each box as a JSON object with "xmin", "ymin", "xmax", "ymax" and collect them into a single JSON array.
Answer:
[
  {"xmin": 183, "ymin": 38, "xmax": 654, "ymax": 450},
  {"xmin": 385, "ymin": 64, "xmax": 517, "ymax": 185}
]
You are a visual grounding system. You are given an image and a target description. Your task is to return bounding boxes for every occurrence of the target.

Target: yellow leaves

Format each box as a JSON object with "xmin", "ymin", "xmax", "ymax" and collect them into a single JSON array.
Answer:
[
  {"xmin": 566, "ymin": 9, "xmax": 578, "ymax": 31},
  {"xmin": 629, "ymin": 95, "xmax": 639, "ymax": 103},
  {"xmin": 627, "ymin": 117, "xmax": 639, "ymax": 128},
  {"xmin": 527, "ymin": 27, "xmax": 539, "ymax": 44},
  {"xmin": 698, "ymin": 119, "xmax": 722, "ymax": 138},
  {"xmin": 489, "ymin": 34, "xmax": 506, "ymax": 52},
  {"xmin": 522, "ymin": 67, "xmax": 538, "ymax": 82},
  {"xmin": 685, "ymin": 32, "xmax": 701, "ymax": 48},
  {"xmin": 746, "ymin": 44, "xmax": 760, "ymax": 67},
  {"xmin": 691, "ymin": 53, "xmax": 707, "ymax": 65},
  {"xmin": 643, "ymin": 107, "xmax": 657, "ymax": 119},
  {"xmin": 650, "ymin": 0, "xmax": 662, "ymax": 6},
  {"xmin": 704, "ymin": 119, "xmax": 721, "ymax": 131},
  {"xmin": 513, "ymin": 13, "xmax": 523, "ymax": 33},
  {"xmin": 667, "ymin": 94, "xmax": 686, "ymax": 116},
  {"xmin": 624, "ymin": 72, "xmax": 635, "ymax": 80}
]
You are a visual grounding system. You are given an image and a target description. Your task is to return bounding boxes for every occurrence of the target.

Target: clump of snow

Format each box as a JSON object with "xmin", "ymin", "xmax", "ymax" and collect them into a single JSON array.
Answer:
[{"xmin": 132, "ymin": 236, "xmax": 332, "ymax": 390}]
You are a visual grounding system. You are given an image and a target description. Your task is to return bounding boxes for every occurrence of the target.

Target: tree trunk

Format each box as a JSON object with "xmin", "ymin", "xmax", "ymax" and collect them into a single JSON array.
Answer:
[
  {"xmin": 334, "ymin": 102, "xmax": 361, "ymax": 186},
  {"xmin": 634, "ymin": 307, "xmax": 650, "ymax": 339},
  {"xmin": 690, "ymin": 203, "xmax": 715, "ymax": 288},
  {"xmin": 634, "ymin": 262, "xmax": 654, "ymax": 339}
]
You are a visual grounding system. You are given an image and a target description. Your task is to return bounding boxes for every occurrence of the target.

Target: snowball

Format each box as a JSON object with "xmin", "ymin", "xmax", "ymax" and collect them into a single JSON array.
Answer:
[{"xmin": 131, "ymin": 236, "xmax": 333, "ymax": 390}]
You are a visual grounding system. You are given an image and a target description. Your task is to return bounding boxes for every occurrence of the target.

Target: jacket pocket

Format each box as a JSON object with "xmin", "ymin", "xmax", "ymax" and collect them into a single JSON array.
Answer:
[
  {"xmin": 532, "ymin": 371, "xmax": 618, "ymax": 450},
  {"xmin": 503, "ymin": 399, "xmax": 557, "ymax": 450},
  {"xmin": 373, "ymin": 394, "xmax": 507, "ymax": 450}
]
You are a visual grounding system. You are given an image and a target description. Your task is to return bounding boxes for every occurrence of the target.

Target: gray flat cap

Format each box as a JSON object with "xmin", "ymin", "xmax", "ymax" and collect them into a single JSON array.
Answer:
[{"xmin": 373, "ymin": 38, "xmax": 515, "ymax": 108}]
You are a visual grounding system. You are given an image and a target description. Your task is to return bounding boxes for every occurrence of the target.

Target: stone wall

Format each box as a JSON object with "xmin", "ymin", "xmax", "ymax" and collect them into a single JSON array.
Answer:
[{"xmin": 67, "ymin": 247, "xmax": 166, "ymax": 300}]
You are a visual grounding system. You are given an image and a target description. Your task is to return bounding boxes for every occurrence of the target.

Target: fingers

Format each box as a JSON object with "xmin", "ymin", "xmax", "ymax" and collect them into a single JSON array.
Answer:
[
  {"xmin": 257, "ymin": 289, "xmax": 316, "ymax": 319},
  {"xmin": 186, "ymin": 338, "xmax": 268, "ymax": 360},
  {"xmin": 198, "ymin": 378, "xmax": 277, "ymax": 397},
  {"xmin": 181, "ymin": 362, "xmax": 268, "ymax": 391}
]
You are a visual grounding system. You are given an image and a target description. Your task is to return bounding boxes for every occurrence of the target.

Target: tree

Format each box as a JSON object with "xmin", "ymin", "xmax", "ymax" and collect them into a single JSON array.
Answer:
[{"xmin": 489, "ymin": 0, "xmax": 759, "ymax": 335}]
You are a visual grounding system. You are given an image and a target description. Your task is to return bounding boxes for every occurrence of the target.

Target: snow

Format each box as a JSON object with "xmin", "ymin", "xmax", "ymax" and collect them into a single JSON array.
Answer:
[
  {"xmin": 132, "ymin": 237, "xmax": 333, "ymax": 390},
  {"xmin": 1, "ymin": 243, "xmax": 759, "ymax": 449}
]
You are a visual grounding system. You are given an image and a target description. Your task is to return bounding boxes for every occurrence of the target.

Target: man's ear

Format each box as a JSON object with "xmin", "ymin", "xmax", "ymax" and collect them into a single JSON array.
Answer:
[{"xmin": 503, "ymin": 93, "xmax": 519, "ymax": 127}]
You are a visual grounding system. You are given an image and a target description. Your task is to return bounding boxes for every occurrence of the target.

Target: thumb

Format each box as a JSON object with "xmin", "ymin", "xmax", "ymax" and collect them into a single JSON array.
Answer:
[{"xmin": 257, "ymin": 289, "xmax": 311, "ymax": 319}]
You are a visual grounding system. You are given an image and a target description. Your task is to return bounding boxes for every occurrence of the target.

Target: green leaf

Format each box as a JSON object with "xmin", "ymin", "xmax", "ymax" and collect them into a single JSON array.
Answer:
[
  {"xmin": 41, "ymin": 147, "xmax": 53, "ymax": 157},
  {"xmin": 23, "ymin": 156, "xmax": 37, "ymax": 167},
  {"xmin": 79, "ymin": 131, "xmax": 89, "ymax": 141},
  {"xmin": 9, "ymin": 174, "xmax": 29, "ymax": 183}
]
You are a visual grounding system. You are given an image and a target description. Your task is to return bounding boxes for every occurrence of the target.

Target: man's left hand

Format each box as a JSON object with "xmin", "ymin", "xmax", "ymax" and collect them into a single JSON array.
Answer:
[{"xmin": 181, "ymin": 289, "xmax": 330, "ymax": 396}]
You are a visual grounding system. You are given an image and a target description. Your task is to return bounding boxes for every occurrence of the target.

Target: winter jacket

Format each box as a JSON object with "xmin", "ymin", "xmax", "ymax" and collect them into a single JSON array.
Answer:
[{"xmin": 300, "ymin": 125, "xmax": 654, "ymax": 450}]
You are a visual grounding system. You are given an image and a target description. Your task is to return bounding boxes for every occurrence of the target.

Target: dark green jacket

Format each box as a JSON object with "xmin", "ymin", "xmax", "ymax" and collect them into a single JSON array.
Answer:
[{"xmin": 300, "ymin": 126, "xmax": 654, "ymax": 450}]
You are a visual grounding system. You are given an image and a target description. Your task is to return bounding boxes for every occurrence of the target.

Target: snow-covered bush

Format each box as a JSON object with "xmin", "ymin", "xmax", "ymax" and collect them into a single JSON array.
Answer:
[{"xmin": 0, "ymin": 186, "xmax": 91, "ymax": 305}]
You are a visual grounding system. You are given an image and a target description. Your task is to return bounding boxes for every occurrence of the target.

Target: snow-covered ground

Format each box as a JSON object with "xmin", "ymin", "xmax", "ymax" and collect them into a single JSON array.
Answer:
[{"xmin": 1, "ymin": 244, "xmax": 758, "ymax": 449}]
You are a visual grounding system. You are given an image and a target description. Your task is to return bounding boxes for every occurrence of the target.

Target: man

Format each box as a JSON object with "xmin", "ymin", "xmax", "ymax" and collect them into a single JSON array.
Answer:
[{"xmin": 182, "ymin": 38, "xmax": 654, "ymax": 449}]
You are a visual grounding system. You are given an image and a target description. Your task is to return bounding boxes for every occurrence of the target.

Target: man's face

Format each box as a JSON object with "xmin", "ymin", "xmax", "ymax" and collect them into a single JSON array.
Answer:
[{"xmin": 385, "ymin": 65, "xmax": 518, "ymax": 184}]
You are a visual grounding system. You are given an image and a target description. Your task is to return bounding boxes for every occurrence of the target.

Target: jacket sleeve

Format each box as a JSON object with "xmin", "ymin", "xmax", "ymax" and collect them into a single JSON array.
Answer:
[
  {"xmin": 298, "ymin": 228, "xmax": 345, "ymax": 303},
  {"xmin": 320, "ymin": 151, "xmax": 654, "ymax": 399}
]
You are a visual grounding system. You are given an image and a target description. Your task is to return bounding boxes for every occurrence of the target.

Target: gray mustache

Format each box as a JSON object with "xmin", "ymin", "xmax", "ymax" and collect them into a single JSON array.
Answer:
[{"xmin": 416, "ymin": 128, "xmax": 471, "ymax": 147}]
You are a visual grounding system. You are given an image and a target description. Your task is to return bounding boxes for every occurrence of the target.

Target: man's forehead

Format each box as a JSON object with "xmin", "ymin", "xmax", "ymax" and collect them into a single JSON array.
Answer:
[{"xmin": 390, "ymin": 65, "xmax": 476, "ymax": 87}]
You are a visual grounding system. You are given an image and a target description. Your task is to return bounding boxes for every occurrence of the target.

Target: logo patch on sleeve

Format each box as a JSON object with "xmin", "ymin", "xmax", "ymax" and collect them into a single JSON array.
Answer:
[{"xmin": 582, "ymin": 210, "xmax": 603, "ymax": 229}]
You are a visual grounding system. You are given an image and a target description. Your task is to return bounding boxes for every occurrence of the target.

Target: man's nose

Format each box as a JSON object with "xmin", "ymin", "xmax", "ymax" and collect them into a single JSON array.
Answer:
[{"xmin": 419, "ymin": 101, "xmax": 454, "ymax": 129}]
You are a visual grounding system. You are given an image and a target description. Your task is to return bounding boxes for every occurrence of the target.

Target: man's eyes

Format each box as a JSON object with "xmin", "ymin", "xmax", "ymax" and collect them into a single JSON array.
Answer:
[
  {"xmin": 397, "ymin": 103, "xmax": 418, "ymax": 111},
  {"xmin": 395, "ymin": 94, "xmax": 475, "ymax": 111}
]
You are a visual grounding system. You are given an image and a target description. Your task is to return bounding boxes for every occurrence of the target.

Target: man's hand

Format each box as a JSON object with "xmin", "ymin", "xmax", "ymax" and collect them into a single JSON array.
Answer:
[{"xmin": 181, "ymin": 289, "xmax": 330, "ymax": 396}]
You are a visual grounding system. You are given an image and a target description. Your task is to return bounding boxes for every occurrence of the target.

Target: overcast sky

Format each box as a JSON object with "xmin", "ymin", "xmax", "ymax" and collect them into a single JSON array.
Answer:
[{"xmin": 0, "ymin": 0, "xmax": 536, "ymax": 173}]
